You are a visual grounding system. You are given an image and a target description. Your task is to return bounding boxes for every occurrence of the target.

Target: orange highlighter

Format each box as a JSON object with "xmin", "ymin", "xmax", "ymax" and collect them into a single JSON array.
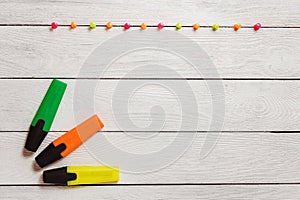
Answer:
[{"xmin": 35, "ymin": 114, "xmax": 104, "ymax": 168}]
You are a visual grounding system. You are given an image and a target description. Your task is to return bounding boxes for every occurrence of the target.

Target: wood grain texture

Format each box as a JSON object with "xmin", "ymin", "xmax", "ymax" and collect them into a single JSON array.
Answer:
[
  {"xmin": 0, "ymin": 0, "xmax": 299, "ymax": 26},
  {"xmin": 1, "ymin": 79, "xmax": 300, "ymax": 132},
  {"xmin": 1, "ymin": 132, "xmax": 300, "ymax": 184},
  {"xmin": 0, "ymin": 0, "xmax": 299, "ymax": 198},
  {"xmin": 0, "ymin": 27, "xmax": 299, "ymax": 78},
  {"xmin": 2, "ymin": 185, "xmax": 300, "ymax": 199}
]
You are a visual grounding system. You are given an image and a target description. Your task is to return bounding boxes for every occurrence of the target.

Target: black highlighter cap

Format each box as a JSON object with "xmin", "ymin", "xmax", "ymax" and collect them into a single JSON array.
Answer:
[
  {"xmin": 25, "ymin": 119, "xmax": 48, "ymax": 152},
  {"xmin": 43, "ymin": 166, "xmax": 77, "ymax": 185},
  {"xmin": 35, "ymin": 143, "xmax": 66, "ymax": 168}
]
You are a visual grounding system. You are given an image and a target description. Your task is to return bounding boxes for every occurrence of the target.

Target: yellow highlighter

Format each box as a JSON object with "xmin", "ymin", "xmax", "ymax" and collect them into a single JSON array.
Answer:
[{"xmin": 43, "ymin": 166, "xmax": 119, "ymax": 186}]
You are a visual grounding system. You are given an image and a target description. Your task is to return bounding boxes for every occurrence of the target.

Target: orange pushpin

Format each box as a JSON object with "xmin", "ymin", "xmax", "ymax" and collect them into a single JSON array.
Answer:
[
  {"xmin": 233, "ymin": 23, "xmax": 241, "ymax": 31},
  {"xmin": 140, "ymin": 22, "xmax": 147, "ymax": 30},
  {"xmin": 106, "ymin": 22, "xmax": 113, "ymax": 29},
  {"xmin": 70, "ymin": 22, "xmax": 77, "ymax": 29},
  {"xmin": 193, "ymin": 23, "xmax": 200, "ymax": 31},
  {"xmin": 35, "ymin": 114, "xmax": 104, "ymax": 168}
]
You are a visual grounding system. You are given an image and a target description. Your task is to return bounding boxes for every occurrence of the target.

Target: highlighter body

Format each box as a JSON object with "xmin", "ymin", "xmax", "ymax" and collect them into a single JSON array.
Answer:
[
  {"xmin": 43, "ymin": 166, "xmax": 119, "ymax": 186},
  {"xmin": 35, "ymin": 114, "xmax": 104, "ymax": 168},
  {"xmin": 25, "ymin": 79, "xmax": 67, "ymax": 152}
]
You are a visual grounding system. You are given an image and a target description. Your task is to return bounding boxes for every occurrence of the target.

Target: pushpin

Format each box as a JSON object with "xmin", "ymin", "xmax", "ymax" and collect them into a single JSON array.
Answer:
[
  {"xmin": 51, "ymin": 22, "xmax": 58, "ymax": 29},
  {"xmin": 24, "ymin": 79, "xmax": 67, "ymax": 152},
  {"xmin": 70, "ymin": 22, "xmax": 77, "ymax": 29},
  {"xmin": 193, "ymin": 23, "xmax": 200, "ymax": 31},
  {"xmin": 35, "ymin": 114, "xmax": 104, "ymax": 168},
  {"xmin": 124, "ymin": 23, "xmax": 131, "ymax": 30},
  {"xmin": 140, "ymin": 22, "xmax": 147, "ymax": 30},
  {"xmin": 254, "ymin": 23, "xmax": 261, "ymax": 31},
  {"xmin": 175, "ymin": 23, "xmax": 182, "ymax": 30},
  {"xmin": 90, "ymin": 22, "xmax": 96, "ymax": 29},
  {"xmin": 233, "ymin": 23, "xmax": 241, "ymax": 31},
  {"xmin": 157, "ymin": 22, "xmax": 164, "ymax": 30},
  {"xmin": 43, "ymin": 166, "xmax": 119, "ymax": 185},
  {"xmin": 212, "ymin": 24, "xmax": 219, "ymax": 31},
  {"xmin": 106, "ymin": 22, "xmax": 113, "ymax": 29}
]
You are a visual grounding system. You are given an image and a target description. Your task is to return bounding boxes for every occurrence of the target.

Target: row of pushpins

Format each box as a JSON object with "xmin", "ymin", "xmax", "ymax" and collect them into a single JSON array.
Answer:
[{"xmin": 51, "ymin": 22, "xmax": 262, "ymax": 31}]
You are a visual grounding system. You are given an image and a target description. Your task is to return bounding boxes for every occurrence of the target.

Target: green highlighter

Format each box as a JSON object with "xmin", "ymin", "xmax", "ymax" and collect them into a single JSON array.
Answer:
[{"xmin": 25, "ymin": 79, "xmax": 67, "ymax": 152}]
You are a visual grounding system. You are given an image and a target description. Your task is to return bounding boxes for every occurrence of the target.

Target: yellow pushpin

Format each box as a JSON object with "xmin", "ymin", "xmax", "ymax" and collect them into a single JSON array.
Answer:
[
  {"xmin": 212, "ymin": 24, "xmax": 219, "ymax": 31},
  {"xmin": 90, "ymin": 22, "xmax": 96, "ymax": 29}
]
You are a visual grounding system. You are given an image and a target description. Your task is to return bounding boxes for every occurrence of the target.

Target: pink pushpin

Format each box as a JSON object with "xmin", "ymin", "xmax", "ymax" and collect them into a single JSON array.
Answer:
[
  {"xmin": 124, "ymin": 23, "xmax": 131, "ymax": 30},
  {"xmin": 157, "ymin": 22, "xmax": 164, "ymax": 30},
  {"xmin": 51, "ymin": 22, "xmax": 58, "ymax": 29}
]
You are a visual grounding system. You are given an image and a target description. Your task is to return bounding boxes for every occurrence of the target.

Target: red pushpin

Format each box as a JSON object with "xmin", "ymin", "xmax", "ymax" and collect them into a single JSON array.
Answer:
[{"xmin": 253, "ymin": 23, "xmax": 261, "ymax": 31}]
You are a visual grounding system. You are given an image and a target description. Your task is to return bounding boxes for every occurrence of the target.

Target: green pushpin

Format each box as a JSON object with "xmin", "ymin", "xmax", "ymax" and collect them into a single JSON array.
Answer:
[
  {"xmin": 90, "ymin": 22, "xmax": 97, "ymax": 29},
  {"xmin": 176, "ymin": 23, "xmax": 182, "ymax": 30},
  {"xmin": 24, "ymin": 79, "xmax": 67, "ymax": 152},
  {"xmin": 212, "ymin": 24, "xmax": 219, "ymax": 31}
]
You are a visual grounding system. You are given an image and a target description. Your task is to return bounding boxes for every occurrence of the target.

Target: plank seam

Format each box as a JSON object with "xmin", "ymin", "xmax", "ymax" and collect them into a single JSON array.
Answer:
[
  {"xmin": 2, "ymin": 78, "xmax": 300, "ymax": 80},
  {"xmin": 1, "ymin": 131, "xmax": 299, "ymax": 133},
  {"xmin": 2, "ymin": 183, "xmax": 300, "ymax": 187}
]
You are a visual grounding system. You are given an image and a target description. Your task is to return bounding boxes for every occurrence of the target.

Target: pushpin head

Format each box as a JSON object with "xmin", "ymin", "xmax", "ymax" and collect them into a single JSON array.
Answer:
[
  {"xmin": 106, "ymin": 22, "xmax": 113, "ymax": 29},
  {"xmin": 70, "ymin": 22, "xmax": 77, "ymax": 29},
  {"xmin": 51, "ymin": 22, "xmax": 58, "ymax": 29},
  {"xmin": 176, "ymin": 23, "xmax": 182, "ymax": 30},
  {"xmin": 212, "ymin": 24, "xmax": 219, "ymax": 31},
  {"xmin": 90, "ymin": 22, "xmax": 96, "ymax": 29},
  {"xmin": 140, "ymin": 22, "xmax": 147, "ymax": 30},
  {"xmin": 124, "ymin": 23, "xmax": 131, "ymax": 30},
  {"xmin": 254, "ymin": 23, "xmax": 262, "ymax": 31},
  {"xmin": 157, "ymin": 22, "xmax": 164, "ymax": 30},
  {"xmin": 193, "ymin": 23, "xmax": 200, "ymax": 31},
  {"xmin": 233, "ymin": 23, "xmax": 241, "ymax": 31}
]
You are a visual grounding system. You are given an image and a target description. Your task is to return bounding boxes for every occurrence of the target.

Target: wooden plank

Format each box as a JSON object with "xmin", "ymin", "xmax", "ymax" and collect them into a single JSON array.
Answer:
[
  {"xmin": 1, "ymin": 79, "xmax": 300, "ymax": 132},
  {"xmin": 1, "ymin": 132, "xmax": 300, "ymax": 184},
  {"xmin": 0, "ymin": 0, "xmax": 299, "ymax": 26},
  {"xmin": 0, "ymin": 27, "xmax": 299, "ymax": 78},
  {"xmin": 2, "ymin": 185, "xmax": 300, "ymax": 199}
]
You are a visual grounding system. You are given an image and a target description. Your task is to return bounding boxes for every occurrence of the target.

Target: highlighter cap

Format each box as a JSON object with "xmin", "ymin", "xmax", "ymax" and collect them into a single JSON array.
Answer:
[
  {"xmin": 43, "ymin": 166, "xmax": 76, "ymax": 185},
  {"xmin": 25, "ymin": 79, "xmax": 67, "ymax": 152},
  {"xmin": 43, "ymin": 166, "xmax": 119, "ymax": 185}
]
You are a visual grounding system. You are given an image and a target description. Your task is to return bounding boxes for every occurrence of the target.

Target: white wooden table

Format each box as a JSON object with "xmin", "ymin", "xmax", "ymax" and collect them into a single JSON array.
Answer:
[{"xmin": 0, "ymin": 0, "xmax": 300, "ymax": 199}]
